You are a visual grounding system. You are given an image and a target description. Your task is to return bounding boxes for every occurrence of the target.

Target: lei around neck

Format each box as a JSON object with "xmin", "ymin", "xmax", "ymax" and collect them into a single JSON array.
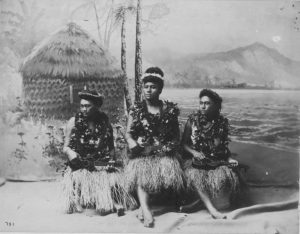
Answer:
[
  {"xmin": 189, "ymin": 111, "xmax": 231, "ymax": 159},
  {"xmin": 130, "ymin": 100, "xmax": 180, "ymax": 145},
  {"xmin": 69, "ymin": 111, "xmax": 112, "ymax": 161}
]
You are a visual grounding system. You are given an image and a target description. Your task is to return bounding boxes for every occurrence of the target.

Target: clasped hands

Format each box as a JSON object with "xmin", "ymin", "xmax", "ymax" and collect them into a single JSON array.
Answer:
[
  {"xmin": 68, "ymin": 149, "xmax": 118, "ymax": 172},
  {"xmin": 192, "ymin": 150, "xmax": 238, "ymax": 167},
  {"xmin": 128, "ymin": 138, "xmax": 172, "ymax": 158},
  {"xmin": 69, "ymin": 156, "xmax": 95, "ymax": 171}
]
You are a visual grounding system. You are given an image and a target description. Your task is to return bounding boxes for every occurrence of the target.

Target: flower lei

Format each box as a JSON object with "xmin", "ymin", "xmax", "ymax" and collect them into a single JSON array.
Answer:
[
  {"xmin": 190, "ymin": 111, "xmax": 231, "ymax": 160},
  {"xmin": 69, "ymin": 112, "xmax": 112, "ymax": 162},
  {"xmin": 129, "ymin": 100, "xmax": 180, "ymax": 154}
]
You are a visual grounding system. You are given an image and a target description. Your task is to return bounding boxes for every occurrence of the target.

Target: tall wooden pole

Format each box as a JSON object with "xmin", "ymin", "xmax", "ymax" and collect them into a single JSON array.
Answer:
[
  {"xmin": 121, "ymin": 14, "xmax": 132, "ymax": 112},
  {"xmin": 134, "ymin": 0, "xmax": 142, "ymax": 102}
]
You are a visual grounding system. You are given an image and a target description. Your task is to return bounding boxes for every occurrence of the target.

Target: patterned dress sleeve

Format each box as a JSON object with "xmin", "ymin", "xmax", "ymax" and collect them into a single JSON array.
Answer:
[
  {"xmin": 213, "ymin": 117, "xmax": 231, "ymax": 160},
  {"xmin": 180, "ymin": 116, "xmax": 194, "ymax": 159},
  {"xmin": 169, "ymin": 106, "xmax": 180, "ymax": 143},
  {"xmin": 181, "ymin": 117, "xmax": 193, "ymax": 147},
  {"xmin": 101, "ymin": 112, "xmax": 114, "ymax": 151},
  {"xmin": 162, "ymin": 102, "xmax": 181, "ymax": 151},
  {"xmin": 107, "ymin": 122, "xmax": 114, "ymax": 151},
  {"xmin": 126, "ymin": 102, "xmax": 144, "ymax": 141}
]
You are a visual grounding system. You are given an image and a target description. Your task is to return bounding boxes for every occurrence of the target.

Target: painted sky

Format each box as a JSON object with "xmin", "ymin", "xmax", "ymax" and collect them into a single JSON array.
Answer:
[
  {"xmin": 1, "ymin": 0, "xmax": 300, "ymax": 61},
  {"xmin": 129, "ymin": 0, "xmax": 300, "ymax": 61}
]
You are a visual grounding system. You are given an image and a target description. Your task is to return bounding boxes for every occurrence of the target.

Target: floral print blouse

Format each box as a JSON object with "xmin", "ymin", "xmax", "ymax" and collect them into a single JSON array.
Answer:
[
  {"xmin": 182, "ymin": 111, "xmax": 231, "ymax": 161},
  {"xmin": 128, "ymin": 100, "xmax": 180, "ymax": 154},
  {"xmin": 69, "ymin": 111, "xmax": 114, "ymax": 163}
]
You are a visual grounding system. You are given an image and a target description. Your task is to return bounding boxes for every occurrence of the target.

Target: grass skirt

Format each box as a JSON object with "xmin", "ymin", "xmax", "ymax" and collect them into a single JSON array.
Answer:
[
  {"xmin": 61, "ymin": 167, "xmax": 137, "ymax": 214},
  {"xmin": 185, "ymin": 165, "xmax": 240, "ymax": 200},
  {"xmin": 125, "ymin": 155, "xmax": 185, "ymax": 194}
]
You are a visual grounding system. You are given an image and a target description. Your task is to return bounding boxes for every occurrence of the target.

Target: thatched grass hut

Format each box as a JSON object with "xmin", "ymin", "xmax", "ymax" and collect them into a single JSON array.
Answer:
[{"xmin": 20, "ymin": 23, "xmax": 124, "ymax": 122}]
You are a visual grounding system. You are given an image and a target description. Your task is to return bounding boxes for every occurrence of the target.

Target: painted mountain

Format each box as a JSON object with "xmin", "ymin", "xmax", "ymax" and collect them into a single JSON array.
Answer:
[{"xmin": 146, "ymin": 43, "xmax": 300, "ymax": 89}]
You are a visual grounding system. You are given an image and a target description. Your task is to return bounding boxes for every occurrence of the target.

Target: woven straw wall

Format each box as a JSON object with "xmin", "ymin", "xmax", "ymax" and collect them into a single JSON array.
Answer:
[{"xmin": 23, "ymin": 75, "xmax": 124, "ymax": 122}]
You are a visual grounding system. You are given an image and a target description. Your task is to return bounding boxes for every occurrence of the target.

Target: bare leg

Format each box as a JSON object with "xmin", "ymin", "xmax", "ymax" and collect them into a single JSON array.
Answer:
[
  {"xmin": 197, "ymin": 190, "xmax": 226, "ymax": 219},
  {"xmin": 137, "ymin": 186, "xmax": 154, "ymax": 228},
  {"xmin": 74, "ymin": 200, "xmax": 83, "ymax": 213},
  {"xmin": 73, "ymin": 184, "xmax": 83, "ymax": 213},
  {"xmin": 136, "ymin": 207, "xmax": 144, "ymax": 221}
]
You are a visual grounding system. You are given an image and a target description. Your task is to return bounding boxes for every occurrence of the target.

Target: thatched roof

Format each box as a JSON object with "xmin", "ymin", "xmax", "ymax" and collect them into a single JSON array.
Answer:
[{"xmin": 20, "ymin": 23, "xmax": 122, "ymax": 79}]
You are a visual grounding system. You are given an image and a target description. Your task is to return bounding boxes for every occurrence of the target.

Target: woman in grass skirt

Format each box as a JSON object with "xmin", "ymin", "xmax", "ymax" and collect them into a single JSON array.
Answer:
[
  {"xmin": 62, "ymin": 89, "xmax": 136, "ymax": 216},
  {"xmin": 125, "ymin": 67, "xmax": 185, "ymax": 227},
  {"xmin": 180, "ymin": 89, "xmax": 241, "ymax": 218}
]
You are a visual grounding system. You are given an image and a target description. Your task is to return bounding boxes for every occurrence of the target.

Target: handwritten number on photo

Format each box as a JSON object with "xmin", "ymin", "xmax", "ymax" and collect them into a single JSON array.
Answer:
[{"xmin": 5, "ymin": 221, "xmax": 15, "ymax": 227}]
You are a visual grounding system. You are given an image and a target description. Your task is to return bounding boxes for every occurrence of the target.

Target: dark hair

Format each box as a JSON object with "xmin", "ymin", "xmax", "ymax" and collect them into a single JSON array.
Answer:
[
  {"xmin": 78, "ymin": 89, "xmax": 103, "ymax": 107},
  {"xmin": 142, "ymin": 67, "xmax": 164, "ymax": 90},
  {"xmin": 199, "ymin": 89, "xmax": 222, "ymax": 110}
]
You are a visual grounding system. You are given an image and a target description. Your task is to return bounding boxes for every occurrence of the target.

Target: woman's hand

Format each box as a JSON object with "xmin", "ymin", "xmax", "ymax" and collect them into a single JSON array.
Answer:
[
  {"xmin": 127, "ymin": 138, "xmax": 138, "ymax": 150},
  {"xmin": 109, "ymin": 149, "xmax": 115, "ymax": 160},
  {"xmin": 136, "ymin": 137, "xmax": 146, "ymax": 147},
  {"xmin": 228, "ymin": 157, "xmax": 238, "ymax": 166},
  {"xmin": 162, "ymin": 145, "xmax": 172, "ymax": 153},
  {"xmin": 64, "ymin": 147, "xmax": 78, "ymax": 161},
  {"xmin": 193, "ymin": 151, "xmax": 206, "ymax": 160},
  {"xmin": 69, "ymin": 157, "xmax": 83, "ymax": 171},
  {"xmin": 128, "ymin": 138, "xmax": 144, "ymax": 158},
  {"xmin": 69, "ymin": 150, "xmax": 78, "ymax": 160},
  {"xmin": 183, "ymin": 144, "xmax": 206, "ymax": 160}
]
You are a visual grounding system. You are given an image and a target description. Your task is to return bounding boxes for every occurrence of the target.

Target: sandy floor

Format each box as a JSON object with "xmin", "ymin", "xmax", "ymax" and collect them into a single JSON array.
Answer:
[{"xmin": 0, "ymin": 180, "xmax": 298, "ymax": 233}]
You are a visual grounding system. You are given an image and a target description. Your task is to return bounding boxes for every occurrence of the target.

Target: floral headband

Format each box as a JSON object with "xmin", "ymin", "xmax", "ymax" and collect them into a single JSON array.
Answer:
[
  {"xmin": 141, "ymin": 73, "xmax": 164, "ymax": 81},
  {"xmin": 78, "ymin": 90, "xmax": 103, "ymax": 107}
]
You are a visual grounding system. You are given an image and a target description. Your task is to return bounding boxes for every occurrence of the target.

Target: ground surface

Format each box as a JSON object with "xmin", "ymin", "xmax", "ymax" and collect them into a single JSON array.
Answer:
[
  {"xmin": 0, "ymin": 141, "xmax": 299, "ymax": 233},
  {"xmin": 0, "ymin": 181, "xmax": 298, "ymax": 233}
]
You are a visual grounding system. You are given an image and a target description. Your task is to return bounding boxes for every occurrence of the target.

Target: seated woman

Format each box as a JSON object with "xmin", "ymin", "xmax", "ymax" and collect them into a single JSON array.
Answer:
[
  {"xmin": 125, "ymin": 67, "xmax": 185, "ymax": 227},
  {"xmin": 62, "ymin": 89, "xmax": 136, "ymax": 216},
  {"xmin": 181, "ymin": 89, "xmax": 241, "ymax": 219}
]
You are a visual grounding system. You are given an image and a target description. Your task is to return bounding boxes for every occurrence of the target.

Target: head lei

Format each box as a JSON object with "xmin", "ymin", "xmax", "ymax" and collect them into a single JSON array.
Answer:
[
  {"xmin": 78, "ymin": 89, "xmax": 104, "ymax": 107},
  {"xmin": 141, "ymin": 67, "xmax": 164, "ymax": 90}
]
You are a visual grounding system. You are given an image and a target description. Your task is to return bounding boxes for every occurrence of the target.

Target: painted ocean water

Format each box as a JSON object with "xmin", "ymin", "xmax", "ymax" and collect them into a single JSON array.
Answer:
[{"xmin": 161, "ymin": 89, "xmax": 300, "ymax": 153}]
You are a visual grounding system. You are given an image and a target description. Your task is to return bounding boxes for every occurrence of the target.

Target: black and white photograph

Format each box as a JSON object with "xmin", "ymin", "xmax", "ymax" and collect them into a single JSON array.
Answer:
[{"xmin": 0, "ymin": 0, "xmax": 299, "ymax": 233}]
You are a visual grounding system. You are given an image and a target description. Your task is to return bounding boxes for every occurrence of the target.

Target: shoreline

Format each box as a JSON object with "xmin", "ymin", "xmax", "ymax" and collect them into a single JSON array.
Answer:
[
  {"xmin": 229, "ymin": 138, "xmax": 299, "ymax": 154},
  {"xmin": 164, "ymin": 87, "xmax": 300, "ymax": 91}
]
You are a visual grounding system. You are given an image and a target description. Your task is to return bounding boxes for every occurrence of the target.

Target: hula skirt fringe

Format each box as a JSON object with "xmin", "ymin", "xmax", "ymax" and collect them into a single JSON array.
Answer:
[
  {"xmin": 185, "ymin": 166, "xmax": 240, "ymax": 200},
  {"xmin": 61, "ymin": 167, "xmax": 137, "ymax": 214},
  {"xmin": 125, "ymin": 155, "xmax": 185, "ymax": 194}
]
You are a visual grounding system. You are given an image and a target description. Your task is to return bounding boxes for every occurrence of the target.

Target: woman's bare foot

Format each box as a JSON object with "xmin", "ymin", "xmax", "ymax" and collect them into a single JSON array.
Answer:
[
  {"xmin": 143, "ymin": 209, "xmax": 154, "ymax": 228},
  {"xmin": 210, "ymin": 209, "xmax": 226, "ymax": 219},
  {"xmin": 74, "ymin": 201, "xmax": 83, "ymax": 213},
  {"xmin": 66, "ymin": 202, "xmax": 83, "ymax": 214},
  {"xmin": 136, "ymin": 186, "xmax": 153, "ymax": 227},
  {"xmin": 136, "ymin": 207, "xmax": 144, "ymax": 222},
  {"xmin": 195, "ymin": 190, "xmax": 226, "ymax": 219}
]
